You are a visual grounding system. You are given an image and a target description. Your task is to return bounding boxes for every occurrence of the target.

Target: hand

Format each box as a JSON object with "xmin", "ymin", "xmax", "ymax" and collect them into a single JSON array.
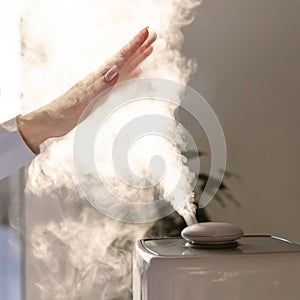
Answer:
[{"xmin": 17, "ymin": 27, "xmax": 157, "ymax": 153}]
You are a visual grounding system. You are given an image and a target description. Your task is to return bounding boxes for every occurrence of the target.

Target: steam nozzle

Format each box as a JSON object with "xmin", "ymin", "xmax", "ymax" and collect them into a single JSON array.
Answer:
[{"xmin": 181, "ymin": 222, "xmax": 244, "ymax": 249}]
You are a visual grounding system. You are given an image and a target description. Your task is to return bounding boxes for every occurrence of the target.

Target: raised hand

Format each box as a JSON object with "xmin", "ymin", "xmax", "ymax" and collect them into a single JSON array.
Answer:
[{"xmin": 17, "ymin": 27, "xmax": 157, "ymax": 153}]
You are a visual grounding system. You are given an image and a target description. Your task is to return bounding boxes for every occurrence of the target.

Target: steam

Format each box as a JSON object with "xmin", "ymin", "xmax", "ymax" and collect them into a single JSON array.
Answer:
[{"xmin": 21, "ymin": 0, "xmax": 201, "ymax": 299}]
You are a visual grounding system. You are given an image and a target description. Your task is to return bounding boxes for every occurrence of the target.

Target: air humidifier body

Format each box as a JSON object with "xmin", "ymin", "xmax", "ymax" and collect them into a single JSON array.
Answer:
[{"xmin": 133, "ymin": 231, "xmax": 300, "ymax": 300}]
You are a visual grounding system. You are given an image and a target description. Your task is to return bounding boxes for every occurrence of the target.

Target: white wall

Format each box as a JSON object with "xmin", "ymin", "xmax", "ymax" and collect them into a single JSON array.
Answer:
[{"xmin": 182, "ymin": 0, "xmax": 300, "ymax": 241}]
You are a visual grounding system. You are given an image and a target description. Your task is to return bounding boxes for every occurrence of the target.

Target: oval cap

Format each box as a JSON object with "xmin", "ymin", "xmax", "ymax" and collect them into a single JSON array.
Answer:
[{"xmin": 181, "ymin": 222, "xmax": 244, "ymax": 248}]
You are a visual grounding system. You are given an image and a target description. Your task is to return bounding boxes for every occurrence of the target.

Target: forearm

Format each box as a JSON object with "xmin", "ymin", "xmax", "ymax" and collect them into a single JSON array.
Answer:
[
  {"xmin": 16, "ymin": 66, "xmax": 118, "ymax": 153},
  {"xmin": 16, "ymin": 64, "xmax": 119, "ymax": 153}
]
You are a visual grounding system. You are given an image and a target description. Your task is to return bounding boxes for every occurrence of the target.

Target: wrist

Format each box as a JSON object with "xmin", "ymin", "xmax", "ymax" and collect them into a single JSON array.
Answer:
[{"xmin": 16, "ymin": 111, "xmax": 50, "ymax": 154}]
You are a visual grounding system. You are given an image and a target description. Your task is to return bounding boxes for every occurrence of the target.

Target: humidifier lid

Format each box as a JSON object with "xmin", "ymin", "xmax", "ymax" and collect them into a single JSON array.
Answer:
[{"xmin": 141, "ymin": 236, "xmax": 300, "ymax": 257}]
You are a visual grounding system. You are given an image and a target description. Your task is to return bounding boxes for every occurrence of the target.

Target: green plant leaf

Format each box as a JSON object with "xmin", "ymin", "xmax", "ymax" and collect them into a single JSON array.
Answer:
[
  {"xmin": 198, "ymin": 173, "xmax": 227, "ymax": 191},
  {"xmin": 181, "ymin": 150, "xmax": 207, "ymax": 159},
  {"xmin": 214, "ymin": 194, "xmax": 226, "ymax": 208}
]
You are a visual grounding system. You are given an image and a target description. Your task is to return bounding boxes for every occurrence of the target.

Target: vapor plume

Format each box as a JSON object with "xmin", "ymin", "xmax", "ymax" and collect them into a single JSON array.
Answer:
[{"xmin": 20, "ymin": 0, "xmax": 201, "ymax": 298}]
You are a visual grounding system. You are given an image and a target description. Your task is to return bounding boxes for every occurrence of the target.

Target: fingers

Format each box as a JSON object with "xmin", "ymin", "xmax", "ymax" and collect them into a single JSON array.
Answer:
[
  {"xmin": 139, "ymin": 31, "xmax": 157, "ymax": 56},
  {"xmin": 130, "ymin": 42, "xmax": 155, "ymax": 67},
  {"xmin": 121, "ymin": 45, "xmax": 154, "ymax": 78},
  {"xmin": 118, "ymin": 45, "xmax": 154, "ymax": 82},
  {"xmin": 118, "ymin": 27, "xmax": 149, "ymax": 63},
  {"xmin": 123, "ymin": 31, "xmax": 157, "ymax": 70},
  {"xmin": 103, "ymin": 27, "xmax": 149, "ymax": 72},
  {"xmin": 117, "ymin": 31, "xmax": 157, "ymax": 81}
]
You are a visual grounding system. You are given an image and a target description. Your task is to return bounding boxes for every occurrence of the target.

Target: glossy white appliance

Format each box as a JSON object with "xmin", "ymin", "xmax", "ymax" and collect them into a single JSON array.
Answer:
[{"xmin": 133, "ymin": 222, "xmax": 300, "ymax": 300}]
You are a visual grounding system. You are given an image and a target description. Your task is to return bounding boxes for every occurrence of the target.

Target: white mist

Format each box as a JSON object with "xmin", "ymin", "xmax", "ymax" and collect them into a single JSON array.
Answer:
[{"xmin": 20, "ymin": 0, "xmax": 201, "ymax": 299}]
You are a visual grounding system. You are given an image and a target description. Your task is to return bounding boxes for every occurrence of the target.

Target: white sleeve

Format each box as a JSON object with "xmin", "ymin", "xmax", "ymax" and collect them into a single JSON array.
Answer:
[{"xmin": 0, "ymin": 117, "xmax": 37, "ymax": 181}]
